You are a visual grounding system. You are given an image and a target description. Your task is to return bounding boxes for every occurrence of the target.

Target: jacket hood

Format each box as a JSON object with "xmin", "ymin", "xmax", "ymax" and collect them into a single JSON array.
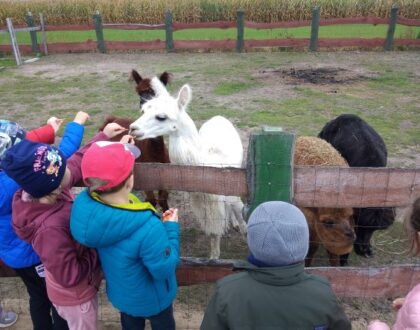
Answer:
[
  {"xmin": 234, "ymin": 261, "xmax": 309, "ymax": 286},
  {"xmin": 70, "ymin": 189, "xmax": 158, "ymax": 248},
  {"xmin": 12, "ymin": 189, "xmax": 68, "ymax": 243}
]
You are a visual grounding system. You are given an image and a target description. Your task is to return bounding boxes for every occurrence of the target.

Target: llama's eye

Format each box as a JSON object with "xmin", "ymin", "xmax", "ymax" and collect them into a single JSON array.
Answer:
[
  {"xmin": 156, "ymin": 114, "xmax": 168, "ymax": 121},
  {"xmin": 323, "ymin": 220, "xmax": 335, "ymax": 228}
]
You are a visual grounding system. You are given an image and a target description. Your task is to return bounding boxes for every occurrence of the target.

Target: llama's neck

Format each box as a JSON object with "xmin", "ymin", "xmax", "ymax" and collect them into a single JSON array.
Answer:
[{"xmin": 168, "ymin": 112, "xmax": 202, "ymax": 165}]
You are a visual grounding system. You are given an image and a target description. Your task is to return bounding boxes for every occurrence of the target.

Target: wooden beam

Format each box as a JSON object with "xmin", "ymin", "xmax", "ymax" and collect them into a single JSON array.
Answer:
[
  {"xmin": 131, "ymin": 163, "xmax": 419, "ymax": 207},
  {"xmin": 294, "ymin": 167, "xmax": 419, "ymax": 208},
  {"xmin": 133, "ymin": 163, "xmax": 248, "ymax": 197},
  {"xmin": 175, "ymin": 258, "xmax": 420, "ymax": 298},
  {"xmin": 2, "ymin": 260, "xmax": 419, "ymax": 298}
]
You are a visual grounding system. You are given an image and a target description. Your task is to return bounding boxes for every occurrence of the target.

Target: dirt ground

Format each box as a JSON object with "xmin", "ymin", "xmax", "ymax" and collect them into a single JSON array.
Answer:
[{"xmin": 0, "ymin": 51, "xmax": 419, "ymax": 328}]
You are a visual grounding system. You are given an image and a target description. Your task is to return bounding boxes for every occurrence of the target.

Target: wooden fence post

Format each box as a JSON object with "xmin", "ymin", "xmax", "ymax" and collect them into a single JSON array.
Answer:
[
  {"xmin": 384, "ymin": 5, "xmax": 398, "ymax": 51},
  {"xmin": 93, "ymin": 11, "xmax": 106, "ymax": 53},
  {"xmin": 26, "ymin": 11, "xmax": 40, "ymax": 55},
  {"xmin": 6, "ymin": 18, "xmax": 22, "ymax": 66},
  {"xmin": 39, "ymin": 13, "xmax": 48, "ymax": 55},
  {"xmin": 309, "ymin": 6, "xmax": 320, "ymax": 51},
  {"xmin": 165, "ymin": 10, "xmax": 174, "ymax": 52},
  {"xmin": 236, "ymin": 9, "xmax": 245, "ymax": 53},
  {"xmin": 246, "ymin": 127, "xmax": 295, "ymax": 218}
]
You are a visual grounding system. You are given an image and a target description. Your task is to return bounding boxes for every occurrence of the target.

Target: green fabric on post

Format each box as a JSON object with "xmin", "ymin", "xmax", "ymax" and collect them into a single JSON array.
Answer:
[{"xmin": 246, "ymin": 127, "xmax": 295, "ymax": 218}]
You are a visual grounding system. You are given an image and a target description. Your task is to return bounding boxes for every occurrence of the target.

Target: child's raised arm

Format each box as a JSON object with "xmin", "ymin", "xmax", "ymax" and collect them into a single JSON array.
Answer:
[{"xmin": 58, "ymin": 111, "xmax": 90, "ymax": 159}]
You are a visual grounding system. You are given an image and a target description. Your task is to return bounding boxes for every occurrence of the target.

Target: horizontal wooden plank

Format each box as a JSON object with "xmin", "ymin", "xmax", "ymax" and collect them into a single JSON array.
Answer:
[
  {"xmin": 132, "ymin": 164, "xmax": 419, "ymax": 207},
  {"xmin": 133, "ymin": 163, "xmax": 248, "ymax": 196},
  {"xmin": 173, "ymin": 21, "xmax": 236, "ymax": 31},
  {"xmin": 105, "ymin": 40, "xmax": 165, "ymax": 51},
  {"xmin": 45, "ymin": 24, "xmax": 94, "ymax": 31},
  {"xmin": 319, "ymin": 16, "xmax": 388, "ymax": 26},
  {"xmin": 2, "ymin": 260, "xmax": 419, "ymax": 298},
  {"xmin": 245, "ymin": 38, "xmax": 309, "ymax": 48},
  {"xmin": 294, "ymin": 167, "xmax": 419, "ymax": 207},
  {"xmin": 397, "ymin": 16, "xmax": 420, "ymax": 27},
  {"xmin": 176, "ymin": 258, "xmax": 420, "ymax": 298},
  {"xmin": 174, "ymin": 39, "xmax": 236, "ymax": 49},
  {"xmin": 103, "ymin": 23, "xmax": 165, "ymax": 30},
  {"xmin": 245, "ymin": 20, "xmax": 311, "ymax": 29}
]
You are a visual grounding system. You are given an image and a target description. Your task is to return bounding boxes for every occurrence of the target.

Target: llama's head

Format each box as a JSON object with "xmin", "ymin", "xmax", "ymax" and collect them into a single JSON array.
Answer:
[
  {"xmin": 302, "ymin": 207, "xmax": 356, "ymax": 255},
  {"xmin": 131, "ymin": 70, "xmax": 172, "ymax": 108},
  {"xmin": 129, "ymin": 77, "xmax": 192, "ymax": 140}
]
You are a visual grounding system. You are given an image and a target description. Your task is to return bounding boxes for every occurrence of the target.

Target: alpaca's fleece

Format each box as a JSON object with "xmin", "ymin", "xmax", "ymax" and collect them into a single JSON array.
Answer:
[{"xmin": 294, "ymin": 136, "xmax": 355, "ymax": 264}]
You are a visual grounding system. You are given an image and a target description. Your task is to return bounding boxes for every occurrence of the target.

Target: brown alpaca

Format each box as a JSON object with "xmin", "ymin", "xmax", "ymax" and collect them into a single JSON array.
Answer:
[
  {"xmin": 98, "ymin": 70, "xmax": 171, "ymax": 210},
  {"xmin": 294, "ymin": 136, "xmax": 356, "ymax": 267}
]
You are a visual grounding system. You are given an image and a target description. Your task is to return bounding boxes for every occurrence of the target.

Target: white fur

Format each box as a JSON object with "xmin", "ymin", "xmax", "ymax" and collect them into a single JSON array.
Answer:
[{"xmin": 130, "ymin": 78, "xmax": 246, "ymax": 259}]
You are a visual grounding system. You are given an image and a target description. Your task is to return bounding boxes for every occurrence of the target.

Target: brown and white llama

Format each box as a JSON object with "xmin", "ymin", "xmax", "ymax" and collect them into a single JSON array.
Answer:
[
  {"xmin": 98, "ymin": 70, "xmax": 171, "ymax": 210},
  {"xmin": 129, "ymin": 78, "xmax": 247, "ymax": 259}
]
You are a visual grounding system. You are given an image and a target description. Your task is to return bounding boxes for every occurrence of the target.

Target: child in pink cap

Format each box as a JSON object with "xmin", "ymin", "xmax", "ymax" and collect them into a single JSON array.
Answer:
[{"xmin": 70, "ymin": 136, "xmax": 180, "ymax": 330}]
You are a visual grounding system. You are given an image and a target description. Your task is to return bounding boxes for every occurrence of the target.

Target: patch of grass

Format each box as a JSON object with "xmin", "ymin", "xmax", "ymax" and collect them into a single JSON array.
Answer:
[{"xmin": 213, "ymin": 80, "xmax": 255, "ymax": 95}]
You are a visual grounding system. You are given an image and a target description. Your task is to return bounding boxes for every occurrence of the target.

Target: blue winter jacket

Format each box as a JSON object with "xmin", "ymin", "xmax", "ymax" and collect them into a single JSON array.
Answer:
[
  {"xmin": 70, "ymin": 190, "xmax": 180, "ymax": 317},
  {"xmin": 0, "ymin": 122, "xmax": 84, "ymax": 268}
]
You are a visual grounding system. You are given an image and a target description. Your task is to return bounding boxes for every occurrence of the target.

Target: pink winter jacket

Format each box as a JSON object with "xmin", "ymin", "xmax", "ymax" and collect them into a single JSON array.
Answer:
[
  {"xmin": 368, "ymin": 284, "xmax": 420, "ymax": 330},
  {"xmin": 12, "ymin": 132, "xmax": 107, "ymax": 306}
]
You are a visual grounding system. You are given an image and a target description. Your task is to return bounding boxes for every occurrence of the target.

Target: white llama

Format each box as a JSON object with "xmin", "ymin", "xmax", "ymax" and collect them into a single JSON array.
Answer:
[{"xmin": 129, "ymin": 78, "xmax": 246, "ymax": 259}]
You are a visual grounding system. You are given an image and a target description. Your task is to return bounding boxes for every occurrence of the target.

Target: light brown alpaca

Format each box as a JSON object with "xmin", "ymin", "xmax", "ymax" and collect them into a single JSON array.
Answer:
[{"xmin": 294, "ymin": 136, "xmax": 355, "ymax": 267}]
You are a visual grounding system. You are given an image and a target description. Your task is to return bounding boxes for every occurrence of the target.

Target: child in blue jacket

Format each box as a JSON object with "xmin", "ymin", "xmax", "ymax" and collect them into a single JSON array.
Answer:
[
  {"xmin": 70, "ymin": 138, "xmax": 180, "ymax": 330},
  {"xmin": 0, "ymin": 112, "xmax": 89, "ymax": 330}
]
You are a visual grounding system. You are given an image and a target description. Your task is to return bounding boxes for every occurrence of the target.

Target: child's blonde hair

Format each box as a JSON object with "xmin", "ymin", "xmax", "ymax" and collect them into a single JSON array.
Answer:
[{"xmin": 404, "ymin": 197, "xmax": 420, "ymax": 256}]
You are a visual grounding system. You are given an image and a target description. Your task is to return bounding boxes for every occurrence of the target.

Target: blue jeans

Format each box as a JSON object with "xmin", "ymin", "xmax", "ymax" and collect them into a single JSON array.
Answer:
[{"xmin": 120, "ymin": 304, "xmax": 175, "ymax": 330}]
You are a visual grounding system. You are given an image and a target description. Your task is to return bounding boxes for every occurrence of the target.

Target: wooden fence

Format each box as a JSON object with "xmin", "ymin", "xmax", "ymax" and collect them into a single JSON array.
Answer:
[
  {"xmin": 1, "ymin": 129, "xmax": 419, "ymax": 298},
  {"xmin": 1, "ymin": 5, "xmax": 420, "ymax": 60}
]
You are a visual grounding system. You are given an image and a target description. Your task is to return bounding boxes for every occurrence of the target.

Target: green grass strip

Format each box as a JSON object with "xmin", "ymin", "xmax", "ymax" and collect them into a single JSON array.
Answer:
[{"xmin": 1, "ymin": 24, "xmax": 418, "ymax": 45}]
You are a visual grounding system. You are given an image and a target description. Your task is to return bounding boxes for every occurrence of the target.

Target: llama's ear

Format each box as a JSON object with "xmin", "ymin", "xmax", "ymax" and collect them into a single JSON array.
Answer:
[
  {"xmin": 177, "ymin": 84, "xmax": 192, "ymax": 110},
  {"xmin": 159, "ymin": 72, "xmax": 172, "ymax": 86},
  {"xmin": 131, "ymin": 70, "xmax": 142, "ymax": 84},
  {"xmin": 150, "ymin": 77, "xmax": 169, "ymax": 97}
]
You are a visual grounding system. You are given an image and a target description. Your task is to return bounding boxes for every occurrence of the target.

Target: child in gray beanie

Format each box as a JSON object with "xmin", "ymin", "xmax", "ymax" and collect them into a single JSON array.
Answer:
[{"xmin": 201, "ymin": 201, "xmax": 351, "ymax": 330}]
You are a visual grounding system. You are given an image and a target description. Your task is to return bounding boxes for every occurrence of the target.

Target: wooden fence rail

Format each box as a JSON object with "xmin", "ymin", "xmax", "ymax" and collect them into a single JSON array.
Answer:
[
  {"xmin": 1, "ymin": 6, "xmax": 420, "ymax": 59},
  {"xmin": 132, "ymin": 163, "xmax": 419, "ymax": 208},
  {"xmin": 1, "ymin": 258, "xmax": 419, "ymax": 298}
]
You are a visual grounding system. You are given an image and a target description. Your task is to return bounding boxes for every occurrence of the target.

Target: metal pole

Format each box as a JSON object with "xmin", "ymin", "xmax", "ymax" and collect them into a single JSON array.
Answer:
[{"xmin": 6, "ymin": 18, "xmax": 22, "ymax": 66}]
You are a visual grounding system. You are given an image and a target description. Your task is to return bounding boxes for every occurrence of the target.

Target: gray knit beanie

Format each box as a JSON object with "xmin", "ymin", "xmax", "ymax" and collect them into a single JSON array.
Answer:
[{"xmin": 247, "ymin": 201, "xmax": 309, "ymax": 266}]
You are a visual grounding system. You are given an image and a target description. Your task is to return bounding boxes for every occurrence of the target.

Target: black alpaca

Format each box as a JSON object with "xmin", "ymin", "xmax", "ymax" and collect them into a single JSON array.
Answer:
[{"xmin": 319, "ymin": 114, "xmax": 395, "ymax": 264}]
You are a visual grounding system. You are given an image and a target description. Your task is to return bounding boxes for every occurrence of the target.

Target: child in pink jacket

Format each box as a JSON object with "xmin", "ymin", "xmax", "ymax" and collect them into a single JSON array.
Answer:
[
  {"xmin": 368, "ymin": 197, "xmax": 420, "ymax": 330},
  {"xmin": 1, "ymin": 122, "xmax": 126, "ymax": 330}
]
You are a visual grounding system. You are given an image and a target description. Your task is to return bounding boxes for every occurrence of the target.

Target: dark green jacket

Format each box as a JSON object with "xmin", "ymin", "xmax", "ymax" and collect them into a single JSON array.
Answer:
[{"xmin": 201, "ymin": 262, "xmax": 351, "ymax": 330}]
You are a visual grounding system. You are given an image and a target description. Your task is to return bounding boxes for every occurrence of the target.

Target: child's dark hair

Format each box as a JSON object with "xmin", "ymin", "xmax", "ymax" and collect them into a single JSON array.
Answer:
[
  {"xmin": 405, "ymin": 197, "xmax": 420, "ymax": 256},
  {"xmin": 87, "ymin": 172, "xmax": 133, "ymax": 195}
]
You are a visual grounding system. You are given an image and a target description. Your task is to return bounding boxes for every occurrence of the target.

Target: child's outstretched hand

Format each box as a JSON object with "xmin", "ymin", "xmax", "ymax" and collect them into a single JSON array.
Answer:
[
  {"xmin": 103, "ymin": 122, "xmax": 127, "ymax": 138},
  {"xmin": 73, "ymin": 111, "xmax": 90, "ymax": 125},
  {"xmin": 162, "ymin": 208, "xmax": 179, "ymax": 223},
  {"xmin": 120, "ymin": 134, "xmax": 135, "ymax": 145},
  {"xmin": 47, "ymin": 117, "xmax": 64, "ymax": 133},
  {"xmin": 392, "ymin": 297, "xmax": 405, "ymax": 311}
]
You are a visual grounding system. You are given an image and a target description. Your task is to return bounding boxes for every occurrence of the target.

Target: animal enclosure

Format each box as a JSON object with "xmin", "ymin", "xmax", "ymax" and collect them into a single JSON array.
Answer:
[{"xmin": 0, "ymin": 51, "xmax": 419, "ymax": 329}]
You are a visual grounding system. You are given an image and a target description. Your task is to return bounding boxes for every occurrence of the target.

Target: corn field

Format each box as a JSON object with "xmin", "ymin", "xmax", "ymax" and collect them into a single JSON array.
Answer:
[{"xmin": 0, "ymin": 0, "xmax": 419, "ymax": 26}]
